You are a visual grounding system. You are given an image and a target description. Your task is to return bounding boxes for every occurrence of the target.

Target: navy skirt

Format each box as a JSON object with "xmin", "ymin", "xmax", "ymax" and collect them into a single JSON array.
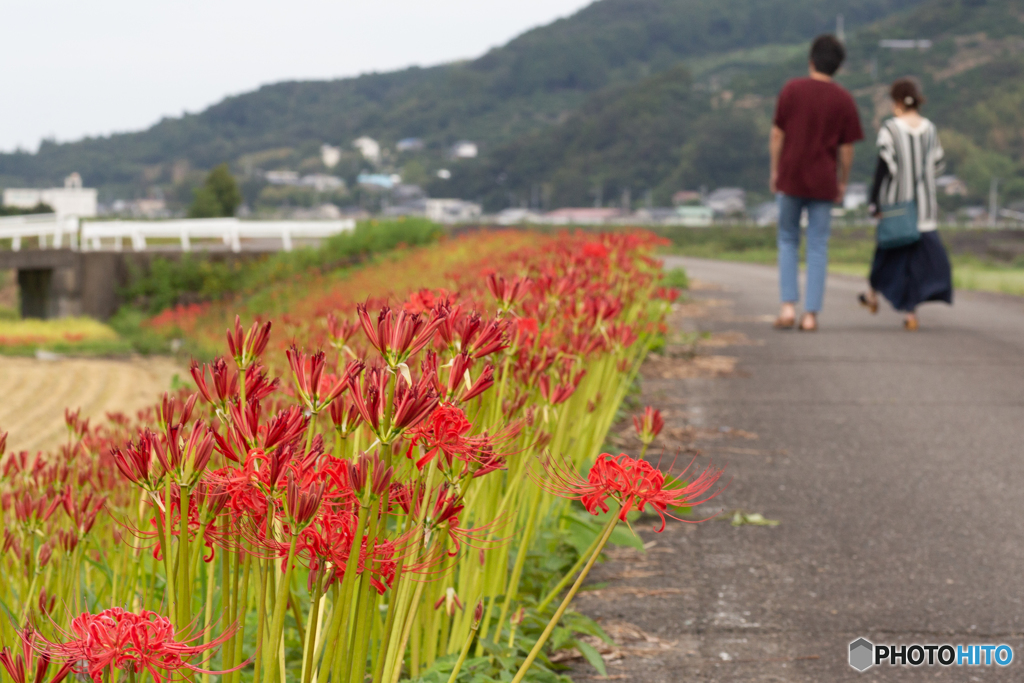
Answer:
[{"xmin": 869, "ymin": 230, "xmax": 953, "ymax": 312}]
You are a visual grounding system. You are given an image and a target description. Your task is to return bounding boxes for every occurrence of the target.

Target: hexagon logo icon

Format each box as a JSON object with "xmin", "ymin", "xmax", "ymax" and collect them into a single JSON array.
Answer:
[{"xmin": 849, "ymin": 638, "xmax": 874, "ymax": 672}]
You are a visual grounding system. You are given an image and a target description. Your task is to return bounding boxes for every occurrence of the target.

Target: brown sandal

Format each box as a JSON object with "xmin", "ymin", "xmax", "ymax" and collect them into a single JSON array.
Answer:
[
  {"xmin": 798, "ymin": 313, "xmax": 818, "ymax": 332},
  {"xmin": 773, "ymin": 316, "xmax": 796, "ymax": 329},
  {"xmin": 858, "ymin": 293, "xmax": 878, "ymax": 314},
  {"xmin": 904, "ymin": 317, "xmax": 918, "ymax": 331}
]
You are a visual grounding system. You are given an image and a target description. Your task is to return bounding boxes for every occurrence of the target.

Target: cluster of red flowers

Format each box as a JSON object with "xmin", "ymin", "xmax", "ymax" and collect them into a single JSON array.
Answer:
[
  {"xmin": 0, "ymin": 230, "xmax": 698, "ymax": 682},
  {"xmin": 24, "ymin": 608, "xmax": 235, "ymax": 683}
]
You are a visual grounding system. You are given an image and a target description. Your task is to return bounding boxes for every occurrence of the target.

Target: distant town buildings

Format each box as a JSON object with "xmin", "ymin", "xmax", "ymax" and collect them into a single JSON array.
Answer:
[
  {"xmin": 397, "ymin": 138, "xmax": 424, "ymax": 152},
  {"xmin": 352, "ymin": 136, "xmax": 381, "ymax": 164},
  {"xmin": 937, "ymin": 175, "xmax": 969, "ymax": 196},
  {"xmin": 357, "ymin": 173, "xmax": 402, "ymax": 190},
  {"xmin": 2, "ymin": 173, "xmax": 98, "ymax": 218},
  {"xmin": 705, "ymin": 188, "xmax": 746, "ymax": 216},
  {"xmin": 425, "ymin": 199, "xmax": 482, "ymax": 223},
  {"xmin": 320, "ymin": 144, "xmax": 341, "ymax": 169},
  {"xmin": 672, "ymin": 190, "xmax": 702, "ymax": 206},
  {"xmin": 266, "ymin": 170, "xmax": 301, "ymax": 185},
  {"xmin": 449, "ymin": 141, "xmax": 478, "ymax": 159},
  {"xmin": 264, "ymin": 171, "xmax": 345, "ymax": 192},
  {"xmin": 302, "ymin": 174, "xmax": 346, "ymax": 192},
  {"xmin": 879, "ymin": 39, "xmax": 932, "ymax": 50},
  {"xmin": 543, "ymin": 207, "xmax": 622, "ymax": 225}
]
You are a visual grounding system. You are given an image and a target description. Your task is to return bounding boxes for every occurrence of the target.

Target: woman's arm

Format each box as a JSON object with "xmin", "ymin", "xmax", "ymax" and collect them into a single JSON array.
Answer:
[{"xmin": 869, "ymin": 155, "xmax": 889, "ymax": 216}]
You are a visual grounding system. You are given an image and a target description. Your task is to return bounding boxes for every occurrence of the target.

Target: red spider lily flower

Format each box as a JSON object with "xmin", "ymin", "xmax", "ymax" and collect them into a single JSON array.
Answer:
[
  {"xmin": 434, "ymin": 587, "xmax": 464, "ymax": 616},
  {"xmin": 538, "ymin": 370, "xmax": 585, "ymax": 405},
  {"xmin": 605, "ymin": 323, "xmax": 638, "ymax": 350},
  {"xmin": 467, "ymin": 318, "xmax": 508, "ymax": 359},
  {"xmin": 633, "ymin": 407, "xmax": 665, "ymax": 446},
  {"xmin": 540, "ymin": 452, "xmax": 725, "ymax": 532},
  {"xmin": 31, "ymin": 608, "xmax": 240, "ymax": 683},
  {"xmin": 61, "ymin": 487, "xmax": 106, "ymax": 536},
  {"xmin": 328, "ymin": 395, "xmax": 362, "ymax": 438},
  {"xmin": 390, "ymin": 374, "xmax": 440, "ymax": 437},
  {"xmin": 245, "ymin": 364, "xmax": 279, "ymax": 404},
  {"xmin": 64, "ymin": 409, "xmax": 89, "ymax": 440},
  {"xmin": 654, "ymin": 286, "xmax": 681, "ymax": 303},
  {"xmin": 0, "ymin": 628, "xmax": 74, "ymax": 683},
  {"xmin": 408, "ymin": 404, "xmax": 471, "ymax": 470},
  {"xmin": 582, "ymin": 241, "xmax": 610, "ymax": 259},
  {"xmin": 325, "ymin": 313, "xmax": 359, "ymax": 350},
  {"xmin": 155, "ymin": 423, "xmax": 214, "ymax": 488},
  {"xmin": 285, "ymin": 472, "xmax": 326, "ymax": 529},
  {"xmin": 355, "ymin": 303, "xmax": 444, "ymax": 368},
  {"xmin": 510, "ymin": 317, "xmax": 538, "ymax": 348},
  {"xmin": 155, "ymin": 392, "xmax": 197, "ymax": 432},
  {"xmin": 347, "ymin": 365, "xmax": 389, "ymax": 436},
  {"xmin": 190, "ymin": 358, "xmax": 238, "ymax": 409},
  {"xmin": 39, "ymin": 589, "xmax": 57, "ymax": 617},
  {"xmin": 443, "ymin": 353, "xmax": 494, "ymax": 403},
  {"xmin": 112, "ymin": 430, "xmax": 165, "ymax": 491},
  {"xmin": 286, "ymin": 347, "xmax": 363, "ymax": 414},
  {"xmin": 0, "ymin": 431, "xmax": 6, "ymax": 461},
  {"xmin": 485, "ymin": 273, "xmax": 531, "ymax": 311},
  {"xmin": 403, "ymin": 288, "xmax": 438, "ymax": 314},
  {"xmin": 13, "ymin": 490, "xmax": 63, "ymax": 529},
  {"xmin": 227, "ymin": 316, "xmax": 272, "ymax": 370}
]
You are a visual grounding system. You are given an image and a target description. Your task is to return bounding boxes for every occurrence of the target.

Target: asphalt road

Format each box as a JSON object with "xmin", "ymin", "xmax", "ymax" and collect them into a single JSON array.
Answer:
[{"xmin": 576, "ymin": 257, "xmax": 1024, "ymax": 682}]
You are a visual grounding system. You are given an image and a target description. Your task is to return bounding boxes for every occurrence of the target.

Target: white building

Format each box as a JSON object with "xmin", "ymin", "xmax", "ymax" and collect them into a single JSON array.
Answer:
[
  {"xmin": 353, "ymin": 136, "xmax": 381, "ymax": 164},
  {"xmin": 3, "ymin": 173, "xmax": 98, "ymax": 218},
  {"xmin": 705, "ymin": 188, "xmax": 746, "ymax": 216},
  {"xmin": 843, "ymin": 182, "xmax": 868, "ymax": 210},
  {"xmin": 425, "ymin": 199, "xmax": 481, "ymax": 223},
  {"xmin": 265, "ymin": 170, "xmax": 301, "ymax": 185},
  {"xmin": 301, "ymin": 174, "xmax": 346, "ymax": 192},
  {"xmin": 450, "ymin": 141, "xmax": 478, "ymax": 159},
  {"xmin": 397, "ymin": 138, "xmax": 424, "ymax": 152},
  {"xmin": 321, "ymin": 144, "xmax": 341, "ymax": 169}
]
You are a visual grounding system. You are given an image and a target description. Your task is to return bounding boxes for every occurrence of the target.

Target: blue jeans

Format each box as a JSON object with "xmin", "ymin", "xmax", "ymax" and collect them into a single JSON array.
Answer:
[{"xmin": 777, "ymin": 194, "xmax": 834, "ymax": 313}]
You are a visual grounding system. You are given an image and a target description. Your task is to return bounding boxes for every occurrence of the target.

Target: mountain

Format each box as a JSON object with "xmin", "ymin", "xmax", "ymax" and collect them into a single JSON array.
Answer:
[
  {"xmin": 0, "ymin": 0, "xmax": 924, "ymax": 202},
  {"xmin": 439, "ymin": 0, "xmax": 1024, "ymax": 210}
]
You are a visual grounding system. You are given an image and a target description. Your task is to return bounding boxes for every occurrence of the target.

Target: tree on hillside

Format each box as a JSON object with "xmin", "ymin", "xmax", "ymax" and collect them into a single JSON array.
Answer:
[{"xmin": 188, "ymin": 164, "xmax": 241, "ymax": 218}]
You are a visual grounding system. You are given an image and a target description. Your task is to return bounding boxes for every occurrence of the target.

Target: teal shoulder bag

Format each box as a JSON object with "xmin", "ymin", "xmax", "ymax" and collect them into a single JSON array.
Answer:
[{"xmin": 876, "ymin": 200, "xmax": 919, "ymax": 250}]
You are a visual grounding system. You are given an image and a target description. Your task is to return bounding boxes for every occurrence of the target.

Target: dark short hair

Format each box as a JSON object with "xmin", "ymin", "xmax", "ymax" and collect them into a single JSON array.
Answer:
[
  {"xmin": 810, "ymin": 35, "xmax": 845, "ymax": 76},
  {"xmin": 890, "ymin": 78, "xmax": 926, "ymax": 110}
]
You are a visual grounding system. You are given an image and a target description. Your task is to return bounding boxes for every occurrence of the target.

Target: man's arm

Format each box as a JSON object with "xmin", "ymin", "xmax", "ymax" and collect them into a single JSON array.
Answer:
[
  {"xmin": 769, "ymin": 125, "xmax": 785, "ymax": 193},
  {"xmin": 837, "ymin": 143, "xmax": 854, "ymax": 203}
]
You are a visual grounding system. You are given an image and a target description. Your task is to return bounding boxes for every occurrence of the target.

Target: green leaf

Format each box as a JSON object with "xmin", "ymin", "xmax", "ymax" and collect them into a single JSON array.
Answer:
[
  {"xmin": 730, "ymin": 511, "xmax": 780, "ymax": 526},
  {"xmin": 574, "ymin": 640, "xmax": 608, "ymax": 676}
]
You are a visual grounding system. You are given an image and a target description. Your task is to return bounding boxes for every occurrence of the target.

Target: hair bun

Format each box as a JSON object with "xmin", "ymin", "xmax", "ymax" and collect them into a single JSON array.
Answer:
[{"xmin": 904, "ymin": 96, "xmax": 914, "ymax": 105}]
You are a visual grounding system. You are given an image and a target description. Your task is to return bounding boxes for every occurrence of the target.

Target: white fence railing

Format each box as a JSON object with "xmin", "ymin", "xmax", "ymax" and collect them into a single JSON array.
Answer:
[
  {"xmin": 0, "ymin": 215, "xmax": 356, "ymax": 253},
  {"xmin": 0, "ymin": 213, "xmax": 79, "ymax": 250}
]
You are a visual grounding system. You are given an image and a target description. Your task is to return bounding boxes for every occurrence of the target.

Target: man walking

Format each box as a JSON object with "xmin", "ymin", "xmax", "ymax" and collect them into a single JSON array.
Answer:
[{"xmin": 770, "ymin": 34, "xmax": 863, "ymax": 331}]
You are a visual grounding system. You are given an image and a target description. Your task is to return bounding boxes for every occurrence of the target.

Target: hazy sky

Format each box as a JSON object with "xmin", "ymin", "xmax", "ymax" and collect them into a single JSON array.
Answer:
[{"xmin": 0, "ymin": 0, "xmax": 593, "ymax": 152}]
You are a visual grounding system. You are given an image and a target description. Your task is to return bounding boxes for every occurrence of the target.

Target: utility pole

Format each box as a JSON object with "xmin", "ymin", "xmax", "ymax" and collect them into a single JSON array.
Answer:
[
  {"xmin": 836, "ymin": 14, "xmax": 845, "ymax": 42},
  {"xmin": 989, "ymin": 178, "xmax": 999, "ymax": 227}
]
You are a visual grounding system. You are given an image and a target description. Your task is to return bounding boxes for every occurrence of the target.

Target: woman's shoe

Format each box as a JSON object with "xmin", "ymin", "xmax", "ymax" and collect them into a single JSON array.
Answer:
[
  {"xmin": 773, "ymin": 316, "xmax": 795, "ymax": 329},
  {"xmin": 904, "ymin": 317, "xmax": 919, "ymax": 331},
  {"xmin": 798, "ymin": 313, "xmax": 818, "ymax": 332},
  {"xmin": 858, "ymin": 293, "xmax": 878, "ymax": 314}
]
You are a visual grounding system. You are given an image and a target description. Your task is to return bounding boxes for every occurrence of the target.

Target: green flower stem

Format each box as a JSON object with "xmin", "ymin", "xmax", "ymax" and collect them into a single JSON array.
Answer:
[
  {"xmin": 510, "ymin": 513, "xmax": 618, "ymax": 683},
  {"xmin": 177, "ymin": 486, "xmax": 192, "ymax": 629},
  {"xmin": 445, "ymin": 615, "xmax": 481, "ymax": 683},
  {"xmin": 263, "ymin": 532, "xmax": 298, "ymax": 683},
  {"xmin": 537, "ymin": 528, "xmax": 603, "ymax": 613}
]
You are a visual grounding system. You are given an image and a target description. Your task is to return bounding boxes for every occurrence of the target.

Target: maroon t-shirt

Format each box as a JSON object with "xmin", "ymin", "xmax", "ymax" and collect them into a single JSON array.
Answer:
[{"xmin": 773, "ymin": 78, "xmax": 864, "ymax": 201}]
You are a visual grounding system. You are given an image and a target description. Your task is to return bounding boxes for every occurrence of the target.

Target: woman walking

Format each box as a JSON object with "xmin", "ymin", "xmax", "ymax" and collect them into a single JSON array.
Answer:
[{"xmin": 860, "ymin": 79, "xmax": 953, "ymax": 330}]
